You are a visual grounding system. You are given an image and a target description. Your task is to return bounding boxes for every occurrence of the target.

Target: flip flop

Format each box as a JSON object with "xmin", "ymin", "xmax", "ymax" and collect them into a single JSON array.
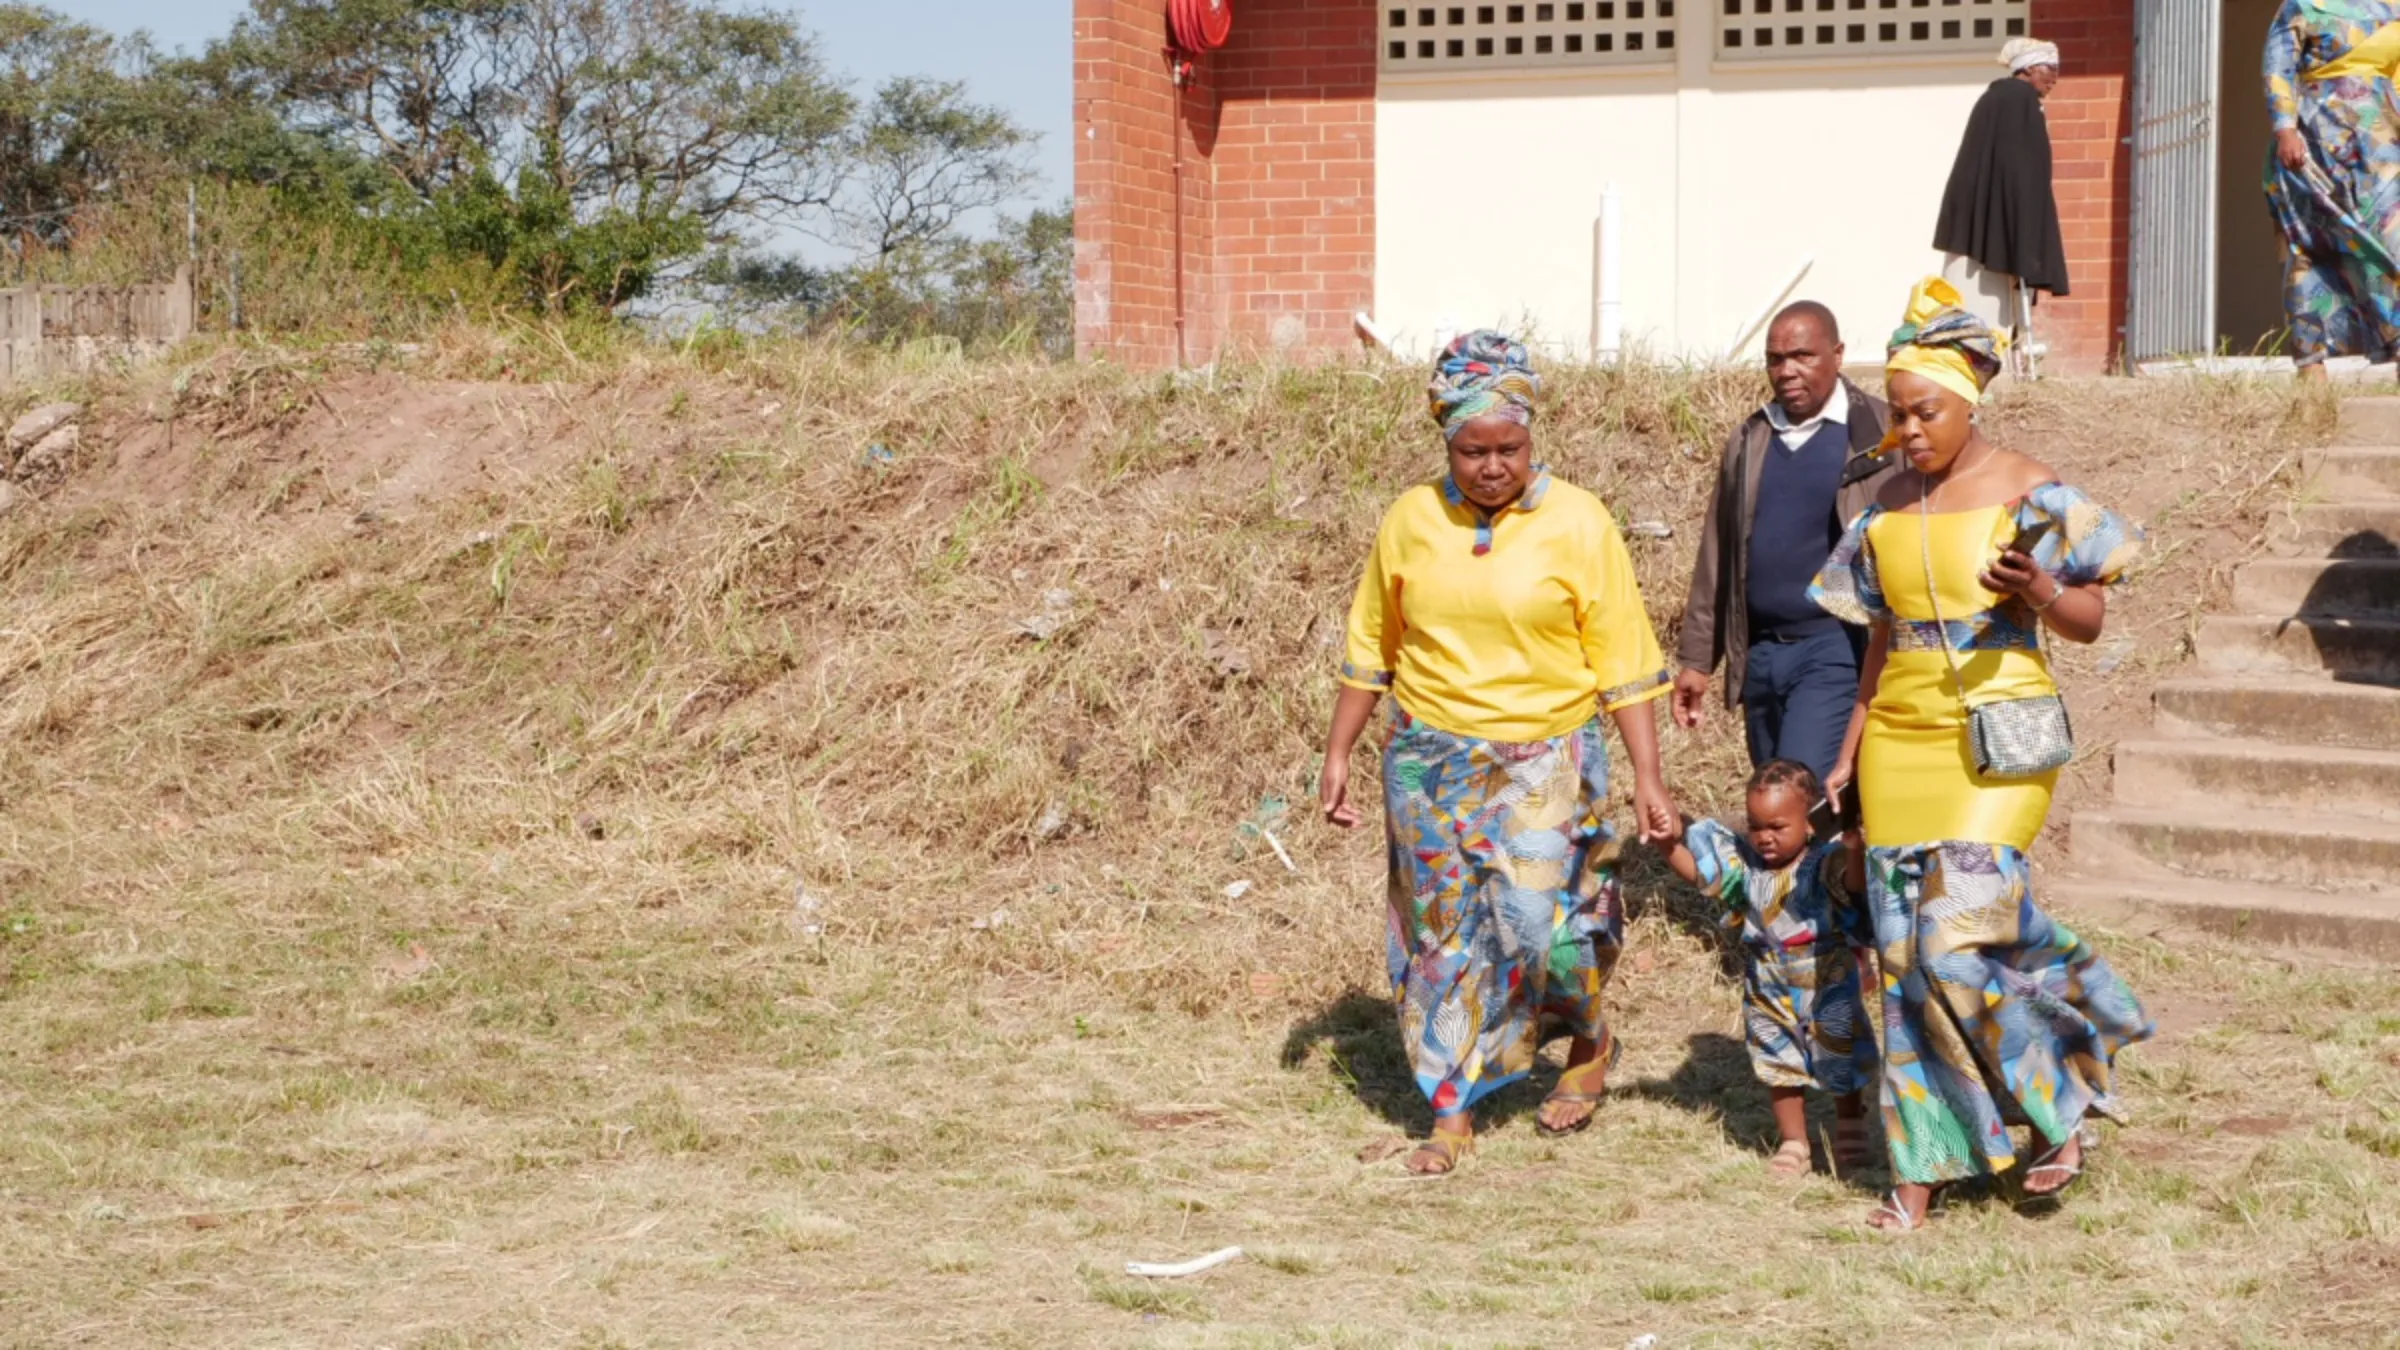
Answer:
[
  {"xmin": 1867, "ymin": 1183, "xmax": 1947, "ymax": 1234},
  {"xmin": 1536, "ymin": 1033, "xmax": 1624, "ymax": 1138},
  {"xmin": 2020, "ymin": 1128, "xmax": 2091, "ymax": 1202},
  {"xmin": 1866, "ymin": 1192, "xmax": 1921, "ymax": 1234}
]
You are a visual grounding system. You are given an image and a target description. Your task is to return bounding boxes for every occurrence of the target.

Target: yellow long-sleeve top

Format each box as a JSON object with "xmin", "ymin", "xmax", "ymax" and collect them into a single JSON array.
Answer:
[{"xmin": 1340, "ymin": 470, "xmax": 1670, "ymax": 742}]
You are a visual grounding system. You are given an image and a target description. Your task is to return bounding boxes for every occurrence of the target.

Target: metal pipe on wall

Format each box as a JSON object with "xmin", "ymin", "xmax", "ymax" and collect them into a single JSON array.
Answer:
[{"xmin": 1591, "ymin": 183, "xmax": 1623, "ymax": 364}]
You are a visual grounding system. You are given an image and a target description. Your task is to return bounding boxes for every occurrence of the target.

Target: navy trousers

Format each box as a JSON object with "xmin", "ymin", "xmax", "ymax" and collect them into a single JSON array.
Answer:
[{"xmin": 1741, "ymin": 625, "xmax": 1863, "ymax": 788}]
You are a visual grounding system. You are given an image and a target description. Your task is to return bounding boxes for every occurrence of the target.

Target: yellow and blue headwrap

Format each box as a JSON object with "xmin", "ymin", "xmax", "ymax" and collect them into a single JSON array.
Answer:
[
  {"xmin": 1886, "ymin": 277, "xmax": 2009, "ymax": 406},
  {"xmin": 1428, "ymin": 330, "xmax": 1540, "ymax": 440}
]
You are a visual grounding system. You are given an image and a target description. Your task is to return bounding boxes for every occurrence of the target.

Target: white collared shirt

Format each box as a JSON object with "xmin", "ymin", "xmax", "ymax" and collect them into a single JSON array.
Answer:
[{"xmin": 1762, "ymin": 381, "xmax": 1850, "ymax": 452}]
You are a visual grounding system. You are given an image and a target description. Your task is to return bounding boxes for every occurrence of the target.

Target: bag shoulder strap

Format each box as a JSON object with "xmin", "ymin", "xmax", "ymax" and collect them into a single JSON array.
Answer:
[{"xmin": 1918, "ymin": 487, "xmax": 1974, "ymax": 715}]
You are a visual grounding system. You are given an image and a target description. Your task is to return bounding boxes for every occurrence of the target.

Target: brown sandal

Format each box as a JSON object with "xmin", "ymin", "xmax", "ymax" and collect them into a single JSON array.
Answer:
[
  {"xmin": 1536, "ymin": 1034, "xmax": 1624, "ymax": 1138},
  {"xmin": 1767, "ymin": 1139, "xmax": 1814, "ymax": 1179},
  {"xmin": 1405, "ymin": 1127, "xmax": 1474, "ymax": 1177}
]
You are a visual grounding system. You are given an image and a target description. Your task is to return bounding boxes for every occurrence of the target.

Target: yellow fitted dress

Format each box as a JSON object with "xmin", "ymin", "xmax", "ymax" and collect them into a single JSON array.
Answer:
[
  {"xmin": 1858, "ymin": 503, "xmax": 2057, "ymax": 850},
  {"xmin": 1810, "ymin": 482, "xmax": 2144, "ymax": 851}
]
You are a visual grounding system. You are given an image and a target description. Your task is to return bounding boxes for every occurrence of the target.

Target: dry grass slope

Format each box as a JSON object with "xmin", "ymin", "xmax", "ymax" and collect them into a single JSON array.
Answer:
[{"xmin": 0, "ymin": 333, "xmax": 2392, "ymax": 1348}]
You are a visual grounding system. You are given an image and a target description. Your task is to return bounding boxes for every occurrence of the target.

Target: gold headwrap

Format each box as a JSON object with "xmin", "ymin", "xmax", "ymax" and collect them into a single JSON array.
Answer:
[{"xmin": 1885, "ymin": 277, "xmax": 2009, "ymax": 406}]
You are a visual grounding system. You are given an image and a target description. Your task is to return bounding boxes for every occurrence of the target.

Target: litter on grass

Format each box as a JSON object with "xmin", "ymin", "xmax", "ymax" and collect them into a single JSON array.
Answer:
[{"xmin": 1125, "ymin": 1246, "xmax": 1243, "ymax": 1279}]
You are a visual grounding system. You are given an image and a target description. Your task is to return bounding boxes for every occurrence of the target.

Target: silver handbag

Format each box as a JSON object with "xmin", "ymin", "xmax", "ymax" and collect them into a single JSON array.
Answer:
[{"xmin": 1921, "ymin": 492, "xmax": 2075, "ymax": 781}]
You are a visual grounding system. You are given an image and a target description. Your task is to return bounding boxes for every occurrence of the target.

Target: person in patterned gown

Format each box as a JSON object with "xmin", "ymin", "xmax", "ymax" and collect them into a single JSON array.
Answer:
[
  {"xmin": 1809, "ymin": 278, "xmax": 2154, "ymax": 1231},
  {"xmin": 1654, "ymin": 758, "xmax": 1878, "ymax": 1179},
  {"xmin": 2264, "ymin": 0, "xmax": 2400, "ymax": 378},
  {"xmin": 1318, "ymin": 331, "xmax": 1680, "ymax": 1177}
]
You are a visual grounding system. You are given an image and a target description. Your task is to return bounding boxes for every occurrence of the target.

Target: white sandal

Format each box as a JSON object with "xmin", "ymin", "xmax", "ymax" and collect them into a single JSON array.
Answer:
[
  {"xmin": 2021, "ymin": 1126, "xmax": 2094, "ymax": 1201},
  {"xmin": 1867, "ymin": 1192, "xmax": 1921, "ymax": 1233}
]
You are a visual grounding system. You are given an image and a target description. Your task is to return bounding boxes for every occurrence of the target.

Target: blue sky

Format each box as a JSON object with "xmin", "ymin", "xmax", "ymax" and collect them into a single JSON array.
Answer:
[{"xmin": 76, "ymin": 1, "xmax": 1074, "ymax": 210}]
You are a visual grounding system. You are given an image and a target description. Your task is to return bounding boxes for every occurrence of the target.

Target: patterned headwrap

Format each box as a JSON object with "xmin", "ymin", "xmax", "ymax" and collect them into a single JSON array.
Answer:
[
  {"xmin": 1427, "ymin": 330, "xmax": 1541, "ymax": 441},
  {"xmin": 1886, "ymin": 276, "xmax": 2009, "ymax": 406}
]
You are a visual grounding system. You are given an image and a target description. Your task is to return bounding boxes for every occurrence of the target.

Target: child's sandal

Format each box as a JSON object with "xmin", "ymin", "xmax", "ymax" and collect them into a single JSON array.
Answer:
[{"xmin": 1767, "ymin": 1139, "xmax": 1814, "ymax": 1179}]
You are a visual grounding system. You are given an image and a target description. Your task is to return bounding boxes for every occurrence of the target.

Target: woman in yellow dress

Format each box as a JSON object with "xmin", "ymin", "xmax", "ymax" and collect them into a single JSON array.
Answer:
[
  {"xmin": 1320, "ymin": 331, "xmax": 1678, "ymax": 1177},
  {"xmin": 1810, "ymin": 279, "xmax": 2153, "ymax": 1232}
]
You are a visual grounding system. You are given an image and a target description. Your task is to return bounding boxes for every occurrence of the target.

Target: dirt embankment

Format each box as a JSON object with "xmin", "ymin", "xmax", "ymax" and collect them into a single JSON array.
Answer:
[{"xmin": 0, "ymin": 344, "xmax": 2328, "ymax": 1005}]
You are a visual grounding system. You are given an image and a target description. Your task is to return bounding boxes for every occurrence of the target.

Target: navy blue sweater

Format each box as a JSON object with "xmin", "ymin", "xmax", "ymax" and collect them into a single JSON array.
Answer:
[{"xmin": 1744, "ymin": 419, "xmax": 1850, "ymax": 638}]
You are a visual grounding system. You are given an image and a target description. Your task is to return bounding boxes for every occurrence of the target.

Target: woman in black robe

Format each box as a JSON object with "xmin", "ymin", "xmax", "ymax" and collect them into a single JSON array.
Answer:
[{"xmin": 1934, "ymin": 38, "xmax": 2070, "ymax": 344}]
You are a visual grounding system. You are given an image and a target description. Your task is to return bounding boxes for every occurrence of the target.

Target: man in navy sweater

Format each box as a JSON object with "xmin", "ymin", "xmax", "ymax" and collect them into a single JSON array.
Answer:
[{"xmin": 1671, "ymin": 302, "xmax": 1897, "ymax": 795}]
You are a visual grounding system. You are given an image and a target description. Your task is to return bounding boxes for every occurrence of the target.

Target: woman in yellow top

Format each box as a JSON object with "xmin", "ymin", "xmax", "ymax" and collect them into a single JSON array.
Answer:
[
  {"xmin": 1320, "ymin": 331, "xmax": 1678, "ymax": 1177},
  {"xmin": 1809, "ymin": 279, "xmax": 2153, "ymax": 1231}
]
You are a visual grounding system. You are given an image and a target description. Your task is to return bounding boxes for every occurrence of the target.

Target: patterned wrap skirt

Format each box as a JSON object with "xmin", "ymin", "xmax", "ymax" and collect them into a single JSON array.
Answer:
[
  {"xmin": 1868, "ymin": 842, "xmax": 2155, "ymax": 1184},
  {"xmin": 1381, "ymin": 710, "xmax": 1622, "ymax": 1118},
  {"xmin": 2267, "ymin": 70, "xmax": 2400, "ymax": 364}
]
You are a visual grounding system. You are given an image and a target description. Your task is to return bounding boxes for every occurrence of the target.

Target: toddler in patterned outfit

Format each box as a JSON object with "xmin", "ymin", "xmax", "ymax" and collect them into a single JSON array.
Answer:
[{"xmin": 1653, "ymin": 758, "xmax": 1877, "ymax": 1177}]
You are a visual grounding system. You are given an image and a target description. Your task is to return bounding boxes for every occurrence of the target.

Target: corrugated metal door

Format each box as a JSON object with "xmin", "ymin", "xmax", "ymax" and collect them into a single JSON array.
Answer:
[{"xmin": 2126, "ymin": 0, "xmax": 2222, "ymax": 362}]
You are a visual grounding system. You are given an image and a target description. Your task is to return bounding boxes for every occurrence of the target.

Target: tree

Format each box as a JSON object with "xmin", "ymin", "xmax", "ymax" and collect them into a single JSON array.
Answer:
[
  {"xmin": 0, "ymin": 5, "xmax": 146, "ymax": 246},
  {"xmin": 218, "ymin": 0, "xmax": 854, "ymax": 235},
  {"xmin": 837, "ymin": 77, "xmax": 1036, "ymax": 265},
  {"xmin": 942, "ymin": 202, "xmax": 1072, "ymax": 354}
]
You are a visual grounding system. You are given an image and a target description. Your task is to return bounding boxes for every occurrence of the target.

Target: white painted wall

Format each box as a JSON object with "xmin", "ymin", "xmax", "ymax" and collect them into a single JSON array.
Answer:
[{"xmin": 1375, "ymin": 16, "xmax": 2005, "ymax": 366}]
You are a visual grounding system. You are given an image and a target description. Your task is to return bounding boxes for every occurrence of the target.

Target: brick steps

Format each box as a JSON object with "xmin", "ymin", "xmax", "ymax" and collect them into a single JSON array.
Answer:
[
  {"xmin": 2231, "ymin": 558, "xmax": 2400, "ymax": 618},
  {"xmin": 2064, "ymin": 398, "xmax": 2400, "ymax": 957},
  {"xmin": 2047, "ymin": 877, "xmax": 2400, "ymax": 959},
  {"xmin": 2196, "ymin": 614, "xmax": 2400, "ymax": 683},
  {"xmin": 2112, "ymin": 738, "xmax": 2400, "ymax": 822},
  {"xmin": 2283, "ymin": 502, "xmax": 2400, "ymax": 553},
  {"xmin": 2074, "ymin": 807, "xmax": 2400, "ymax": 893},
  {"xmin": 2304, "ymin": 447, "xmax": 2400, "ymax": 497},
  {"xmin": 2335, "ymin": 398, "xmax": 2400, "ymax": 443},
  {"xmin": 2151, "ymin": 677, "xmax": 2400, "ymax": 751}
]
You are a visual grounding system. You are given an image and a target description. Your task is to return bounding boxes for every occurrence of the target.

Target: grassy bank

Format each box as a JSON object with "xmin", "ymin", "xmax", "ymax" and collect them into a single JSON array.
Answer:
[{"xmin": 0, "ymin": 336, "xmax": 2388, "ymax": 1347}]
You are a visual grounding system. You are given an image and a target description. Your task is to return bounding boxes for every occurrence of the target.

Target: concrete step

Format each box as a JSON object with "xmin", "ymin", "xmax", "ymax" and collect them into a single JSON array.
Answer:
[
  {"xmin": 2073, "ymin": 806, "xmax": 2400, "ymax": 892},
  {"xmin": 2114, "ymin": 738, "xmax": 2400, "ymax": 822},
  {"xmin": 2305, "ymin": 446, "xmax": 2400, "ymax": 497},
  {"xmin": 2233, "ymin": 557, "xmax": 2400, "ymax": 618},
  {"xmin": 2283, "ymin": 502, "xmax": 2400, "ymax": 555},
  {"xmin": 2196, "ymin": 614, "xmax": 2400, "ymax": 683},
  {"xmin": 2340, "ymin": 397, "xmax": 2400, "ymax": 445},
  {"xmin": 2048, "ymin": 875, "xmax": 2400, "ymax": 959},
  {"xmin": 2154, "ymin": 676, "xmax": 2400, "ymax": 750}
]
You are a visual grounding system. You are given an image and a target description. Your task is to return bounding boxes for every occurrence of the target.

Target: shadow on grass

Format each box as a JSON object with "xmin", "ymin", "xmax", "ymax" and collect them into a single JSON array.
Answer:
[
  {"xmin": 1629, "ymin": 1031, "xmax": 1890, "ymax": 1194},
  {"xmin": 1278, "ymin": 991, "xmax": 1609, "ymax": 1139}
]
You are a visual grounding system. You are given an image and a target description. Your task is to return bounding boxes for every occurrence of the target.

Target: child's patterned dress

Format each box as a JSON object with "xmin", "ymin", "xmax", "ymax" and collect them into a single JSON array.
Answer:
[{"xmin": 1686, "ymin": 819, "xmax": 1876, "ymax": 1094}]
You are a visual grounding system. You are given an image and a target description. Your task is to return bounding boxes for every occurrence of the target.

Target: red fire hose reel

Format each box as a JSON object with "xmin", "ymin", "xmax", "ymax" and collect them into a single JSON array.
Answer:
[{"xmin": 1168, "ymin": 0, "xmax": 1233, "ymax": 53}]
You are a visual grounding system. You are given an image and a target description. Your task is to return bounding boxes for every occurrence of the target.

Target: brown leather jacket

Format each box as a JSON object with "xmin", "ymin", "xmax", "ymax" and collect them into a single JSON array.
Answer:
[{"xmin": 1674, "ymin": 379, "xmax": 1898, "ymax": 709}]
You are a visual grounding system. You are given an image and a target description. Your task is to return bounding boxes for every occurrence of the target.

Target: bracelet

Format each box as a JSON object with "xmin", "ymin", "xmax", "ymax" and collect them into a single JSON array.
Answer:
[{"xmin": 2030, "ymin": 582, "xmax": 2062, "ymax": 612}]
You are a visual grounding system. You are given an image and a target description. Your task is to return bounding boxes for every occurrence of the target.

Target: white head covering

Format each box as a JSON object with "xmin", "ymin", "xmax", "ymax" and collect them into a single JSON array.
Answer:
[{"xmin": 2001, "ymin": 36, "xmax": 2060, "ymax": 73}]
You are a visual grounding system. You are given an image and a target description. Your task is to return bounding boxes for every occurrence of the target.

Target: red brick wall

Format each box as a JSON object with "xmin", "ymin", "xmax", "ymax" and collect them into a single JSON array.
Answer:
[
  {"xmin": 1074, "ymin": 0, "xmax": 1204, "ymax": 368},
  {"xmin": 1213, "ymin": 2, "xmax": 1377, "ymax": 357},
  {"xmin": 2033, "ymin": 0, "xmax": 2136, "ymax": 374},
  {"xmin": 1074, "ymin": 0, "xmax": 1375, "ymax": 366}
]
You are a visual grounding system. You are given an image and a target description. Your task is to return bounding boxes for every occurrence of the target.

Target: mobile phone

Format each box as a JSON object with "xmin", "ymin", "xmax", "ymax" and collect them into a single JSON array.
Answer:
[
  {"xmin": 1808, "ymin": 794, "xmax": 1839, "ymax": 839},
  {"xmin": 2005, "ymin": 517, "xmax": 2057, "ymax": 559}
]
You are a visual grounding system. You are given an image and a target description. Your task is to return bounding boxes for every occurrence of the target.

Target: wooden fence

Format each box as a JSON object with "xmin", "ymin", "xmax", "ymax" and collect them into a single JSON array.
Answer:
[{"xmin": 0, "ymin": 266, "xmax": 195, "ymax": 386}]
